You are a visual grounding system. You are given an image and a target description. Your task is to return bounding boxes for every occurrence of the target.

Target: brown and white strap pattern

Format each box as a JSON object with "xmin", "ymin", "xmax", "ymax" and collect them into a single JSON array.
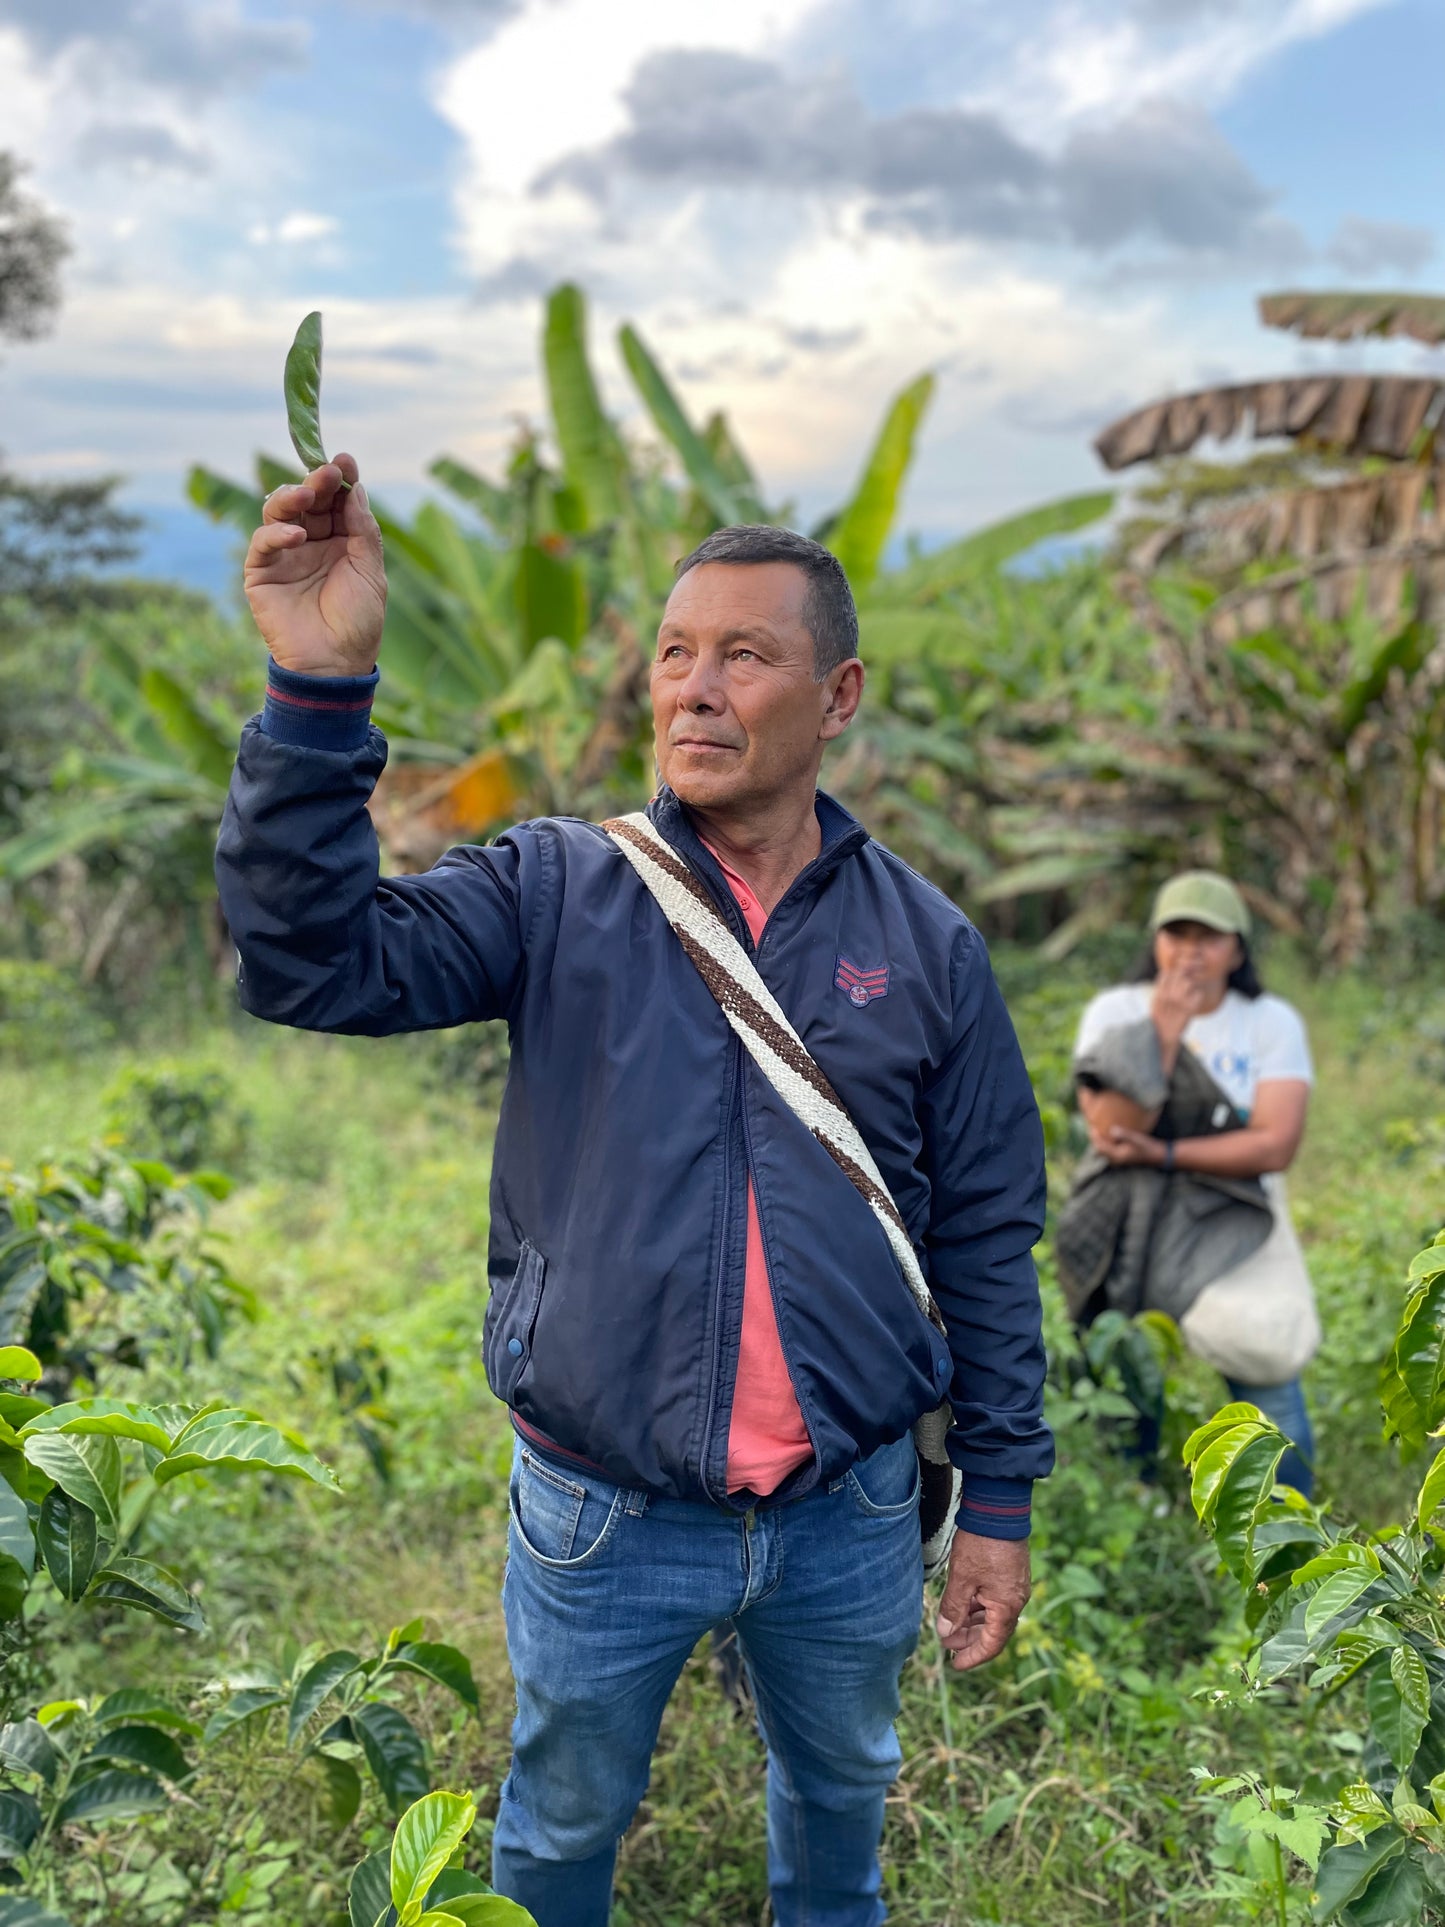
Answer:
[{"xmin": 603, "ymin": 812, "xmax": 943, "ymax": 1336}]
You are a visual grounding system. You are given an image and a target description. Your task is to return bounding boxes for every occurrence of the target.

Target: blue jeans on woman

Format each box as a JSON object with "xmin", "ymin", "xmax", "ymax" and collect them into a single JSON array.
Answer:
[
  {"xmin": 492, "ymin": 1431, "xmax": 925, "ymax": 1927},
  {"xmin": 1225, "ymin": 1374, "xmax": 1315, "ymax": 1498}
]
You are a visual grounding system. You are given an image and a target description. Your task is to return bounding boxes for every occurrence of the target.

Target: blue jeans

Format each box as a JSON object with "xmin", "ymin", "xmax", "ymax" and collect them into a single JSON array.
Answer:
[
  {"xmin": 1226, "ymin": 1375, "xmax": 1315, "ymax": 1499},
  {"xmin": 493, "ymin": 1432, "xmax": 924, "ymax": 1927}
]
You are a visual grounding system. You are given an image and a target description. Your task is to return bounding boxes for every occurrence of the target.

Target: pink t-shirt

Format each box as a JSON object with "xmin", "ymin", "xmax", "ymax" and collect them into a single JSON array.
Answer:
[{"xmin": 704, "ymin": 846, "xmax": 814, "ymax": 1496}]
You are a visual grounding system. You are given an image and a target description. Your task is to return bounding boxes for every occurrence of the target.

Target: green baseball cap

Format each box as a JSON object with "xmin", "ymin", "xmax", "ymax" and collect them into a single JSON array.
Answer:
[{"xmin": 1149, "ymin": 871, "xmax": 1251, "ymax": 938}]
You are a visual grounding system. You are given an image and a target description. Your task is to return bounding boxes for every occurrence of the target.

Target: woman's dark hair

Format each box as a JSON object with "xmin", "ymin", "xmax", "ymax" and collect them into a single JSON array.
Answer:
[{"xmin": 1126, "ymin": 930, "xmax": 1264, "ymax": 998}]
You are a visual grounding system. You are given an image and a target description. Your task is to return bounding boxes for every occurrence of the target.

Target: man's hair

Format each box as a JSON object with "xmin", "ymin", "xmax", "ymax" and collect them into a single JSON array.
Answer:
[{"xmin": 674, "ymin": 525, "xmax": 859, "ymax": 679}]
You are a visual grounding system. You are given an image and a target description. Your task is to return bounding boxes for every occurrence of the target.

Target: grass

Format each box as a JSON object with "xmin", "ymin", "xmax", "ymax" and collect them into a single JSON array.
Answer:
[{"xmin": 2, "ymin": 949, "xmax": 1443, "ymax": 1924}]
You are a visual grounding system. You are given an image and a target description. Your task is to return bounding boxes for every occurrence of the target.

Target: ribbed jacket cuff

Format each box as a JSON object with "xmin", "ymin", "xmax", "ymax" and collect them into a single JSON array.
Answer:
[
  {"xmin": 957, "ymin": 1475, "xmax": 1032, "ymax": 1540},
  {"xmin": 260, "ymin": 658, "xmax": 378, "ymax": 750}
]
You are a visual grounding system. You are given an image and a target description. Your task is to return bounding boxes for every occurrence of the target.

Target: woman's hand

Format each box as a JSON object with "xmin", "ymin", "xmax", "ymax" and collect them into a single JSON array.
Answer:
[
  {"xmin": 1088, "ymin": 1123, "xmax": 1167, "ymax": 1167},
  {"xmin": 243, "ymin": 454, "xmax": 387, "ymax": 677}
]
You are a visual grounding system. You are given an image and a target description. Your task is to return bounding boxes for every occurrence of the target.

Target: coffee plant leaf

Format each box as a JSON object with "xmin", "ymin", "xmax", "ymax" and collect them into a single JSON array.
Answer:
[
  {"xmin": 390, "ymin": 1789, "xmax": 476, "ymax": 1921},
  {"xmin": 413, "ymin": 1914, "xmax": 463, "ymax": 1926},
  {"xmin": 1389, "ymin": 1644, "xmax": 1431, "ymax": 1725},
  {"xmin": 0, "ymin": 1721, "xmax": 56, "ymax": 1786},
  {"xmin": 1335, "ymin": 1781, "xmax": 1394, "ymax": 1832},
  {"xmin": 1292, "ymin": 1543, "xmax": 1381, "ymax": 1589},
  {"xmin": 54, "ymin": 1767, "xmax": 166, "ymax": 1828},
  {"xmin": 434, "ymin": 1901, "xmax": 535, "ymax": 1925},
  {"xmin": 19, "ymin": 1400, "xmax": 180, "ymax": 1454},
  {"xmin": 1380, "ymin": 1275, "xmax": 1445, "ymax": 1453},
  {"xmin": 1407, "ymin": 1238, "xmax": 1445, "ymax": 1283},
  {"xmin": 1304, "ymin": 1569, "xmax": 1381, "ymax": 1641},
  {"xmin": 0, "ymin": 1553, "xmax": 29, "ymax": 1622},
  {"xmin": 1188, "ymin": 1416, "xmax": 1270, "ymax": 1527},
  {"xmin": 85, "ymin": 1557, "xmax": 205, "ymax": 1633},
  {"xmin": 0, "ymin": 1896, "xmax": 72, "ymax": 1925},
  {"xmin": 203, "ymin": 1688, "xmax": 286, "ymax": 1745},
  {"xmin": 1315, "ymin": 1622, "xmax": 1401, "ymax": 1691},
  {"xmin": 1183, "ymin": 1402, "xmax": 1266, "ymax": 1466},
  {"xmin": 424, "ymin": 1873, "xmax": 489, "ymax": 1904},
  {"xmin": 0, "ymin": 1788, "xmax": 41, "ymax": 1857},
  {"xmin": 348, "ymin": 1848, "xmax": 396, "ymax": 1927},
  {"xmin": 82, "ymin": 1723, "xmax": 191, "ymax": 1784},
  {"xmin": 155, "ymin": 1410, "xmax": 340, "ymax": 1490},
  {"xmin": 22, "ymin": 1433, "xmax": 120, "ymax": 1539},
  {"xmin": 1343, "ymin": 1848, "xmax": 1429, "ymax": 1925},
  {"xmin": 0, "ymin": 1349, "xmax": 39, "ymax": 1383},
  {"xmin": 284, "ymin": 312, "xmax": 330, "ymax": 475},
  {"xmin": 0, "ymin": 1481, "xmax": 33, "ymax": 1580},
  {"xmin": 316, "ymin": 1752, "xmax": 363, "ymax": 1829},
  {"xmin": 1413, "ymin": 1449, "xmax": 1445, "ymax": 1528},
  {"xmin": 1312, "ymin": 1827, "xmax": 1408, "ymax": 1919},
  {"xmin": 288, "ymin": 1650, "xmax": 362, "ymax": 1746},
  {"xmin": 1212, "ymin": 1428, "xmax": 1288, "ymax": 1581},
  {"xmin": 354, "ymin": 1702, "xmax": 429, "ymax": 1816},
  {"xmin": 36, "ymin": 1485, "xmax": 112, "ymax": 1599},
  {"xmin": 384, "ymin": 1617, "xmax": 426, "ymax": 1658},
  {"xmin": 1365, "ymin": 1662, "xmax": 1429, "ymax": 1774},
  {"xmin": 390, "ymin": 1643, "xmax": 480, "ymax": 1714},
  {"xmin": 92, "ymin": 1690, "xmax": 196, "ymax": 1734}
]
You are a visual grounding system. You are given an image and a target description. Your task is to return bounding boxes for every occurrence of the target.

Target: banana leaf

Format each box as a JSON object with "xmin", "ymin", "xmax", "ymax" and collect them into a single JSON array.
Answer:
[
  {"xmin": 828, "ymin": 374, "xmax": 935, "ymax": 593},
  {"xmin": 618, "ymin": 323, "xmax": 762, "ymax": 527},
  {"xmin": 884, "ymin": 492, "xmax": 1115, "ymax": 601},
  {"xmin": 543, "ymin": 285, "xmax": 626, "ymax": 529}
]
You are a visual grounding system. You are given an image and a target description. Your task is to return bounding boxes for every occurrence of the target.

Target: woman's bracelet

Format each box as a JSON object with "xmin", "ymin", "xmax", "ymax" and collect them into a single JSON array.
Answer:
[{"xmin": 1162, "ymin": 1141, "xmax": 1176, "ymax": 1173}]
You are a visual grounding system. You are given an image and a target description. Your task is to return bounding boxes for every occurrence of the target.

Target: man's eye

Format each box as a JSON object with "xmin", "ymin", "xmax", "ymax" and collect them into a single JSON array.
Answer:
[{"xmin": 732, "ymin": 648, "xmax": 756, "ymax": 661}]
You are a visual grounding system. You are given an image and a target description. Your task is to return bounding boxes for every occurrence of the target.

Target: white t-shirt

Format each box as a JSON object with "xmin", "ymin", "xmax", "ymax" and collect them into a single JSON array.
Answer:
[{"xmin": 1074, "ymin": 984, "xmax": 1313, "ymax": 1119}]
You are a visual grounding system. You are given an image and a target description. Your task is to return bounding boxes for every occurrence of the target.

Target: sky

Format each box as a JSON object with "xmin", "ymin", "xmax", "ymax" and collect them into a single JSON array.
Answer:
[{"xmin": 0, "ymin": 0, "xmax": 1441, "ymax": 593}]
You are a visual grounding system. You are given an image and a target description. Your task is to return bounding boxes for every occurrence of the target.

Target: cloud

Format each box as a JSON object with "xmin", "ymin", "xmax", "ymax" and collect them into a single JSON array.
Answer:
[
  {"xmin": 246, "ymin": 213, "xmax": 340, "ymax": 246},
  {"xmin": 0, "ymin": 0, "xmax": 307, "ymax": 98},
  {"xmin": 472, "ymin": 254, "xmax": 563, "ymax": 306},
  {"xmin": 72, "ymin": 121, "xmax": 210, "ymax": 176},
  {"xmin": 1326, "ymin": 215, "xmax": 1436, "ymax": 278},
  {"xmin": 539, "ymin": 47, "xmax": 1297, "ymax": 263}
]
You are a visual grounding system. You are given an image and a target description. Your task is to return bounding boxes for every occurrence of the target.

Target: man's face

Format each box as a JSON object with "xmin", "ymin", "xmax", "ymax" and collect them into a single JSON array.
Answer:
[{"xmin": 650, "ymin": 561, "xmax": 862, "ymax": 814}]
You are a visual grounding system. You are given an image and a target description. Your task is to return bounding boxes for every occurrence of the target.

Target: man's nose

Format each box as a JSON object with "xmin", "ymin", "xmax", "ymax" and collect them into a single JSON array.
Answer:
[{"xmin": 678, "ymin": 655, "xmax": 724, "ymax": 712}]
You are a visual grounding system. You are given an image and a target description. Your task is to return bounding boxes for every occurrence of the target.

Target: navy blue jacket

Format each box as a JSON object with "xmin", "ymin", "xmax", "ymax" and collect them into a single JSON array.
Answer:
[{"xmin": 215, "ymin": 662, "xmax": 1053, "ymax": 1537}]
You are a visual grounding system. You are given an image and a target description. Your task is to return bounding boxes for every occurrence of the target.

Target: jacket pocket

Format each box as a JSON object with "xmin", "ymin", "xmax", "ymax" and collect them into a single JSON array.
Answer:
[{"xmin": 483, "ymin": 1240, "xmax": 547, "ymax": 1405}]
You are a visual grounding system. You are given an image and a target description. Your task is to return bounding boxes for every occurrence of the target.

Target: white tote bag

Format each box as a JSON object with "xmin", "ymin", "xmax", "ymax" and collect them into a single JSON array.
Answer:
[{"xmin": 1179, "ymin": 1183, "xmax": 1321, "ymax": 1384}]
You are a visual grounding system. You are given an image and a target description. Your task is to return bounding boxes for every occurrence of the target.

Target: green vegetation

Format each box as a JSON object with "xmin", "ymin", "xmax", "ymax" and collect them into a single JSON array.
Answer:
[
  {"xmin": 0, "ymin": 948, "xmax": 1440, "ymax": 1923},
  {"xmin": 0, "ymin": 249, "xmax": 1443, "ymax": 1919}
]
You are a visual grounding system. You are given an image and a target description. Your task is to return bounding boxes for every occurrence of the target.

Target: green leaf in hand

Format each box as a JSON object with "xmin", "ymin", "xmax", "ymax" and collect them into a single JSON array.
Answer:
[{"xmin": 285, "ymin": 311, "xmax": 346, "ymax": 481}]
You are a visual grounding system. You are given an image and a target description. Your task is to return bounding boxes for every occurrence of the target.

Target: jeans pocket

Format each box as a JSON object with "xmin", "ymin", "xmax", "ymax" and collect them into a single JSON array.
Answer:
[
  {"xmin": 509, "ymin": 1449, "xmax": 624, "ymax": 1570},
  {"xmin": 483, "ymin": 1240, "xmax": 546, "ymax": 1405},
  {"xmin": 845, "ymin": 1435, "xmax": 922, "ymax": 1520}
]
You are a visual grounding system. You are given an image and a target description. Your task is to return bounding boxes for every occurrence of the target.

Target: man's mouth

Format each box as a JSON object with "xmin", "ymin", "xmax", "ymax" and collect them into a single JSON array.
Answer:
[{"xmin": 672, "ymin": 738, "xmax": 741, "ymax": 754}]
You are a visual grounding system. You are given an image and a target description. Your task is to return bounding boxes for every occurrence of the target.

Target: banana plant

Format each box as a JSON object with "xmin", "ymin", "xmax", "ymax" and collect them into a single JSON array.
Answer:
[{"xmin": 0, "ymin": 627, "xmax": 235, "ymax": 885}]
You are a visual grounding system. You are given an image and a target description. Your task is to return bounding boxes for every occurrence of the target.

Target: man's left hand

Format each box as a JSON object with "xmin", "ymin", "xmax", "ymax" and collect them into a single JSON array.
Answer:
[{"xmin": 935, "ymin": 1531, "xmax": 1031, "ymax": 1672}]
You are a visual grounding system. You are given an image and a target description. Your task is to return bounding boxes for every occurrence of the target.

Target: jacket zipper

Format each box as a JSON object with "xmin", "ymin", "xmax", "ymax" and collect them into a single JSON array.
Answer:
[
  {"xmin": 699, "ymin": 1032, "xmax": 743, "ymax": 1503},
  {"xmin": 739, "ymin": 1093, "xmax": 822, "ymax": 1496}
]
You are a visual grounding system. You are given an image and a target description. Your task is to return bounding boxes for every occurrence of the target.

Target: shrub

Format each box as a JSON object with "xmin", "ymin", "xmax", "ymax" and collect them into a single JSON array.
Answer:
[{"xmin": 101, "ymin": 1060, "xmax": 252, "ymax": 1175}]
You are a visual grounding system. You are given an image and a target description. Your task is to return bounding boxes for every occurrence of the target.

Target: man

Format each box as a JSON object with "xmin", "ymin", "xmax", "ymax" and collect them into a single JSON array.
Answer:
[{"xmin": 217, "ymin": 454, "xmax": 1053, "ymax": 1927}]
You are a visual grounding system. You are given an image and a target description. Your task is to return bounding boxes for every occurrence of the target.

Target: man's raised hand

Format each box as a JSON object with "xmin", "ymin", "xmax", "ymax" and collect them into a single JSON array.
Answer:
[
  {"xmin": 243, "ymin": 454, "xmax": 387, "ymax": 678},
  {"xmin": 935, "ymin": 1531, "xmax": 1031, "ymax": 1673}
]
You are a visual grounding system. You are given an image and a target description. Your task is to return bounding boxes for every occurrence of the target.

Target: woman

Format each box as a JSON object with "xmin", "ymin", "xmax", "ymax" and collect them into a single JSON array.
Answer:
[{"xmin": 1061, "ymin": 871, "xmax": 1319, "ymax": 1494}]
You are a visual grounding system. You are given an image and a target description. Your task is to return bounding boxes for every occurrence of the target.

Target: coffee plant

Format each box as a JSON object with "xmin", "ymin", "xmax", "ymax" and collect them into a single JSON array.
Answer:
[
  {"xmin": 347, "ymin": 1789, "xmax": 534, "ymax": 1926},
  {"xmin": 0, "ymin": 1150, "xmax": 254, "ymax": 1397},
  {"xmin": 1184, "ymin": 1227, "xmax": 1445, "ymax": 1924}
]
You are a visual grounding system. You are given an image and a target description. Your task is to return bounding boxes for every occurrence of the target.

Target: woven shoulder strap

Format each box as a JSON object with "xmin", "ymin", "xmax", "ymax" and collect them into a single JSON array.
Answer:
[{"xmin": 603, "ymin": 812, "xmax": 943, "ymax": 1335}]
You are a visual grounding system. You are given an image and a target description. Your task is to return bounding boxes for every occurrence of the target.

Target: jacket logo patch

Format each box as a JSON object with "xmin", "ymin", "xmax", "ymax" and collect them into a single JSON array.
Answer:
[{"xmin": 835, "ymin": 957, "xmax": 889, "ymax": 1007}]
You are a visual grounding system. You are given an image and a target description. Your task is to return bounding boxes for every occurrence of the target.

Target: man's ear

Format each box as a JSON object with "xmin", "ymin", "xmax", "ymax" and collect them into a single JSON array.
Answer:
[{"xmin": 819, "ymin": 659, "xmax": 864, "ymax": 742}]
